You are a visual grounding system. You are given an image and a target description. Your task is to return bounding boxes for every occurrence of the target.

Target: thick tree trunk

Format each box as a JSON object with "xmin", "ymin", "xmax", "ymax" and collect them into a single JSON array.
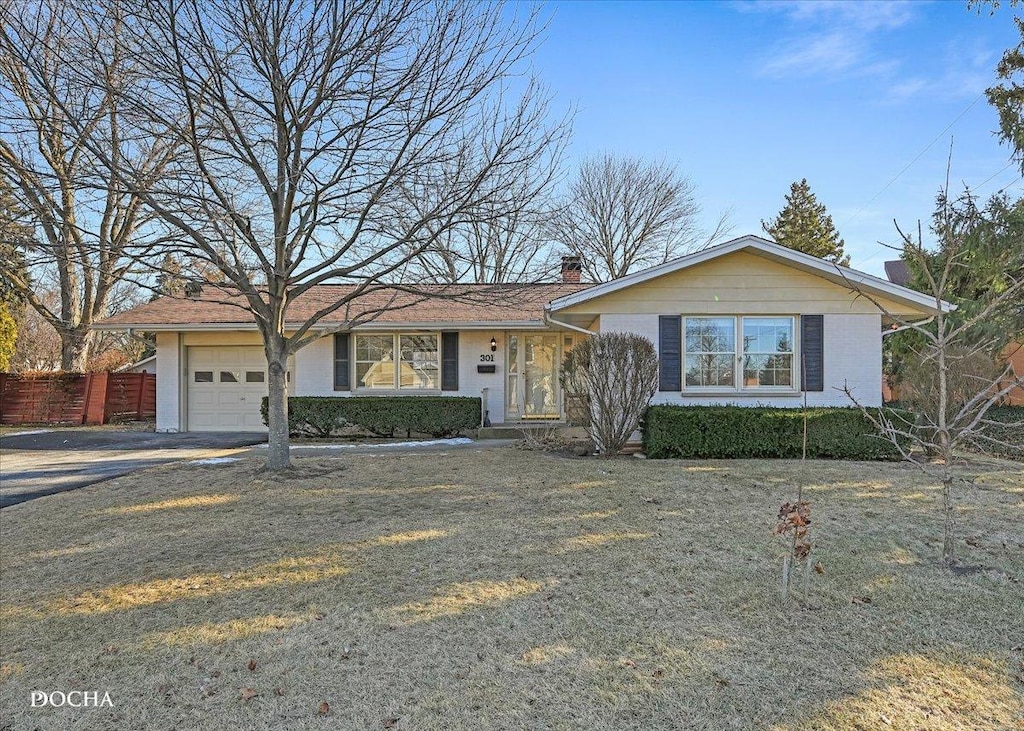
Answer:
[
  {"xmin": 59, "ymin": 327, "xmax": 92, "ymax": 372},
  {"xmin": 265, "ymin": 352, "xmax": 291, "ymax": 470}
]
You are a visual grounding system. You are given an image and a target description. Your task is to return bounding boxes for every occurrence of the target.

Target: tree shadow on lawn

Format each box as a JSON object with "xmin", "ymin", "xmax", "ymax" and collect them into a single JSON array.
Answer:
[{"xmin": 0, "ymin": 451, "xmax": 1021, "ymax": 729}]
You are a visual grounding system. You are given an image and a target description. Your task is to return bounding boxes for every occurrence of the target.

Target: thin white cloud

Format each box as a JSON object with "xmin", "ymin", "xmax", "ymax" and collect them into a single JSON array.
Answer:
[
  {"xmin": 758, "ymin": 0, "xmax": 917, "ymax": 32},
  {"xmin": 883, "ymin": 39, "xmax": 997, "ymax": 103},
  {"xmin": 742, "ymin": 0, "xmax": 919, "ymax": 81},
  {"xmin": 761, "ymin": 32, "xmax": 862, "ymax": 76}
]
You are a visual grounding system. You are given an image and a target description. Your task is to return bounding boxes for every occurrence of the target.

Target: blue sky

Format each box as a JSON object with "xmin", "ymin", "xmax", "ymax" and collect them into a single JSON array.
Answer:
[{"xmin": 532, "ymin": 0, "xmax": 1021, "ymax": 276}]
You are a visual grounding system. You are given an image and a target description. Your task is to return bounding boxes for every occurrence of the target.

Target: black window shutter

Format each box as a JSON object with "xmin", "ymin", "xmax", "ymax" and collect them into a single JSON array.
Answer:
[
  {"xmin": 441, "ymin": 331, "xmax": 459, "ymax": 391},
  {"xmin": 334, "ymin": 333, "xmax": 350, "ymax": 391},
  {"xmin": 801, "ymin": 315, "xmax": 824, "ymax": 392},
  {"xmin": 658, "ymin": 316, "xmax": 682, "ymax": 392}
]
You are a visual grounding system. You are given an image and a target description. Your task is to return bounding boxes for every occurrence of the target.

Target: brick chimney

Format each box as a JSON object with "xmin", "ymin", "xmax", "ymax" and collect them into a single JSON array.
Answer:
[{"xmin": 560, "ymin": 255, "xmax": 582, "ymax": 284}]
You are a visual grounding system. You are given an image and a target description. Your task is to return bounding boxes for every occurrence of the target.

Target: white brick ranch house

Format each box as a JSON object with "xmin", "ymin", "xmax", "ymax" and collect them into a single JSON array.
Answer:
[{"xmin": 94, "ymin": 235, "xmax": 947, "ymax": 432}]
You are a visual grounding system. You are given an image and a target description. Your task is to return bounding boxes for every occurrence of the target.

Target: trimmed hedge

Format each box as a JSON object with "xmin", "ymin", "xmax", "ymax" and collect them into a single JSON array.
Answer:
[
  {"xmin": 261, "ymin": 396, "xmax": 481, "ymax": 438},
  {"xmin": 642, "ymin": 406, "xmax": 908, "ymax": 460}
]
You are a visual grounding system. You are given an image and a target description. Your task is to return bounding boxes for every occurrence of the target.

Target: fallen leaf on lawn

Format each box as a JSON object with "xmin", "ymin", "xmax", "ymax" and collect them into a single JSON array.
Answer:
[
  {"xmin": 383, "ymin": 717, "xmax": 400, "ymax": 728},
  {"xmin": 852, "ymin": 596, "xmax": 872, "ymax": 605},
  {"xmin": 652, "ymin": 669, "xmax": 664, "ymax": 679},
  {"xmin": 102, "ymin": 645, "xmax": 119, "ymax": 655},
  {"xmin": 318, "ymin": 701, "xmax": 330, "ymax": 715},
  {"xmin": 247, "ymin": 658, "xmax": 257, "ymax": 672},
  {"xmin": 313, "ymin": 612, "xmax": 325, "ymax": 621},
  {"xmin": 274, "ymin": 688, "xmax": 285, "ymax": 697},
  {"xmin": 211, "ymin": 671, "xmax": 221, "ymax": 678},
  {"xmin": 814, "ymin": 562, "xmax": 825, "ymax": 574},
  {"xmin": 240, "ymin": 688, "xmax": 257, "ymax": 701},
  {"xmin": 623, "ymin": 659, "xmax": 637, "ymax": 669}
]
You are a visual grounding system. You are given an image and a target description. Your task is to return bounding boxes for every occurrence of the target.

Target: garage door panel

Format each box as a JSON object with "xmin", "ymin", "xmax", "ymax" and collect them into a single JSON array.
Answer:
[{"xmin": 187, "ymin": 346, "xmax": 276, "ymax": 432}]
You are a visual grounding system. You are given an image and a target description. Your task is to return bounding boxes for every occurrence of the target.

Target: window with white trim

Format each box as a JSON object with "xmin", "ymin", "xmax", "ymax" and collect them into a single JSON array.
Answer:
[
  {"xmin": 742, "ymin": 317, "xmax": 794, "ymax": 387},
  {"xmin": 399, "ymin": 334, "xmax": 439, "ymax": 389},
  {"xmin": 685, "ymin": 317, "xmax": 735, "ymax": 388},
  {"xmin": 681, "ymin": 315, "xmax": 797, "ymax": 390},
  {"xmin": 354, "ymin": 333, "xmax": 439, "ymax": 390}
]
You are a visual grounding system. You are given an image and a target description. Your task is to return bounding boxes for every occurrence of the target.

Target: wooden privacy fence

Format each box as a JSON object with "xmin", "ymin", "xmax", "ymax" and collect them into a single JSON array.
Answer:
[{"xmin": 0, "ymin": 372, "xmax": 156, "ymax": 426}]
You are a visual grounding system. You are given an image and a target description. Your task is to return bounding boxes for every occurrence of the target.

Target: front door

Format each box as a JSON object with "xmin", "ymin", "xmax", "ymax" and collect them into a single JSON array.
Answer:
[{"xmin": 506, "ymin": 333, "xmax": 560, "ymax": 421}]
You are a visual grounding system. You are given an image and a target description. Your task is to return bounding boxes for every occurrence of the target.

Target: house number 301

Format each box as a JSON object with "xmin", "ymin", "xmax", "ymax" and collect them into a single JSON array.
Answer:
[{"xmin": 479, "ymin": 354, "xmax": 495, "ymax": 362}]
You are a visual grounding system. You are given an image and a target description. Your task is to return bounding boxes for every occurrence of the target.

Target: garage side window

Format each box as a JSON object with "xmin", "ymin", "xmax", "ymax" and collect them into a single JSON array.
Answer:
[{"xmin": 194, "ymin": 371, "xmax": 213, "ymax": 383}]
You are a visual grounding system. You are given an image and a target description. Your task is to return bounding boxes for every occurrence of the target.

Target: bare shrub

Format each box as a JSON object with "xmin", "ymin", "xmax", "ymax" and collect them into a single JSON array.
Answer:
[
  {"xmin": 896, "ymin": 346, "xmax": 1005, "ymax": 455},
  {"xmin": 561, "ymin": 333, "xmax": 658, "ymax": 456}
]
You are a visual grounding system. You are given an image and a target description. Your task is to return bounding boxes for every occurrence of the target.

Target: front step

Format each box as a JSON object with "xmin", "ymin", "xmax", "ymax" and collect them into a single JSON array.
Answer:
[{"xmin": 477, "ymin": 423, "xmax": 568, "ymax": 440}]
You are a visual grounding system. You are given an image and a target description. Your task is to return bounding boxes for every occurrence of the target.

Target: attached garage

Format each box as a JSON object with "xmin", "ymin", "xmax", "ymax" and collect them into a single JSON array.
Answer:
[{"xmin": 186, "ymin": 346, "xmax": 289, "ymax": 432}]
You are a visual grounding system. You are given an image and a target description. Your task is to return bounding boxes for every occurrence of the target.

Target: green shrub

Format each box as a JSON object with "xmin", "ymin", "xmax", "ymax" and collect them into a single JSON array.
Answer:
[
  {"xmin": 261, "ymin": 396, "xmax": 481, "ymax": 438},
  {"xmin": 641, "ymin": 406, "xmax": 908, "ymax": 460},
  {"xmin": 974, "ymin": 406, "xmax": 1023, "ymax": 459}
]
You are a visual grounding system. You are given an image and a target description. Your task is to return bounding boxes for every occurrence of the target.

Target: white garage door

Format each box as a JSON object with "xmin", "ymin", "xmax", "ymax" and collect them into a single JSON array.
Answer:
[{"xmin": 187, "ymin": 346, "xmax": 278, "ymax": 432}]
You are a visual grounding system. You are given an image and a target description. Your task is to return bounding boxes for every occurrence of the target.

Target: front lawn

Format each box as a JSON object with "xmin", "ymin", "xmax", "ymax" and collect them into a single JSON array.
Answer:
[{"xmin": 0, "ymin": 449, "xmax": 1021, "ymax": 729}]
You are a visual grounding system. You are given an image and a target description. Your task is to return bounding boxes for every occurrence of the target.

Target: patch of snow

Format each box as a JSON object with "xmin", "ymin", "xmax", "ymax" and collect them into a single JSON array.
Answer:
[
  {"xmin": 255, "ymin": 437, "xmax": 474, "ymax": 450},
  {"xmin": 190, "ymin": 457, "xmax": 243, "ymax": 465},
  {"xmin": 4, "ymin": 429, "xmax": 53, "ymax": 437}
]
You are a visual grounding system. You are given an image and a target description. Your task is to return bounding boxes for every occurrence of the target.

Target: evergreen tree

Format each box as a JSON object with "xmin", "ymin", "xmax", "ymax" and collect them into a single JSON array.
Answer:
[
  {"xmin": 762, "ymin": 179, "xmax": 850, "ymax": 265},
  {"xmin": 0, "ymin": 182, "xmax": 32, "ymax": 369},
  {"xmin": 152, "ymin": 254, "xmax": 185, "ymax": 300},
  {"xmin": 988, "ymin": 16, "xmax": 1024, "ymax": 173},
  {"xmin": 910, "ymin": 191, "xmax": 1024, "ymax": 346}
]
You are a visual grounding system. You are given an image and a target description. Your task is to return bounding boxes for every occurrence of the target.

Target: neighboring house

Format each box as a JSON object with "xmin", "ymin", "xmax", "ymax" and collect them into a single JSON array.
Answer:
[
  {"xmin": 116, "ymin": 354, "xmax": 156, "ymax": 374},
  {"xmin": 94, "ymin": 236, "xmax": 945, "ymax": 432}
]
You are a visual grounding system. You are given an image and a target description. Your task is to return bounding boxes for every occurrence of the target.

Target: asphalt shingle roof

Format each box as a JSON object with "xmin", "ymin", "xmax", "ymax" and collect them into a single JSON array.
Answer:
[{"xmin": 97, "ymin": 283, "xmax": 593, "ymax": 328}]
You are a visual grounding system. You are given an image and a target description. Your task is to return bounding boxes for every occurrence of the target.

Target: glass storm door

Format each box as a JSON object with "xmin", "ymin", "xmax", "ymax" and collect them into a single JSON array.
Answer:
[{"xmin": 506, "ymin": 333, "xmax": 560, "ymax": 420}]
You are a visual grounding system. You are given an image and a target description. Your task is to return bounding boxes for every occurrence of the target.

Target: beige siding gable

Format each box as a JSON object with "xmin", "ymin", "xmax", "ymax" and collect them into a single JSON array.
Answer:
[{"xmin": 559, "ymin": 251, "xmax": 931, "ymax": 317}]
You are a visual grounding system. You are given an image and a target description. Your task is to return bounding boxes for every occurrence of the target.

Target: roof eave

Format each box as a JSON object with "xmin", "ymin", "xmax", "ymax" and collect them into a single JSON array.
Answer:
[{"xmin": 92, "ymin": 319, "xmax": 549, "ymax": 333}]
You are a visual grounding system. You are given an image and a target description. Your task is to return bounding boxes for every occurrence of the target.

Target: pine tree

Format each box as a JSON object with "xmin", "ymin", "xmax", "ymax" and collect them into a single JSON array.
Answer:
[
  {"xmin": 152, "ymin": 254, "xmax": 185, "ymax": 300},
  {"xmin": 762, "ymin": 179, "xmax": 850, "ymax": 266}
]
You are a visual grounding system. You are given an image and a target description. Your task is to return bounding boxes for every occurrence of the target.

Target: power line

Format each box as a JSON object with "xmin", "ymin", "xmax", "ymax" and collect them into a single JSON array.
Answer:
[
  {"xmin": 842, "ymin": 92, "xmax": 985, "ymax": 227},
  {"xmin": 972, "ymin": 160, "xmax": 1016, "ymax": 192}
]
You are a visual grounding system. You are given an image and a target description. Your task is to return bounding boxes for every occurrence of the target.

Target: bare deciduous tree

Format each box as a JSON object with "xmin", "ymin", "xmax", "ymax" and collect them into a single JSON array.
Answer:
[
  {"xmin": 0, "ymin": 1, "xmax": 175, "ymax": 370},
  {"xmin": 406, "ymin": 132, "xmax": 566, "ymax": 284},
  {"xmin": 82, "ymin": 0, "xmax": 566, "ymax": 469},
  {"xmin": 410, "ymin": 201, "xmax": 559, "ymax": 284},
  {"xmin": 843, "ymin": 193, "xmax": 1024, "ymax": 566},
  {"xmin": 549, "ymin": 153, "xmax": 731, "ymax": 282},
  {"xmin": 560, "ymin": 332, "xmax": 659, "ymax": 456}
]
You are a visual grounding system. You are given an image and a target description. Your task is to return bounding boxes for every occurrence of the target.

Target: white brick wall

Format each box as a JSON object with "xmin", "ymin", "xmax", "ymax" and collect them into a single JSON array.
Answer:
[
  {"xmin": 155, "ymin": 332, "xmax": 181, "ymax": 432},
  {"xmin": 292, "ymin": 331, "xmax": 506, "ymax": 424},
  {"xmin": 294, "ymin": 335, "xmax": 334, "ymax": 396},
  {"xmin": 822, "ymin": 313, "xmax": 882, "ymax": 407},
  {"xmin": 458, "ymin": 330, "xmax": 506, "ymax": 424},
  {"xmin": 599, "ymin": 312, "xmax": 882, "ymax": 408}
]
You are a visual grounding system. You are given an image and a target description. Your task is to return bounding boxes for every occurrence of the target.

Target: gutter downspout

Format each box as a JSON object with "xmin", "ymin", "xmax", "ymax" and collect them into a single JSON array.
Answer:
[{"xmin": 544, "ymin": 310, "xmax": 596, "ymax": 336}]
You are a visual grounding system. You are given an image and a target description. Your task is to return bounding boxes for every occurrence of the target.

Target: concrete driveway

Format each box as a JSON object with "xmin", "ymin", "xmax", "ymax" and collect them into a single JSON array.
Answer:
[{"xmin": 0, "ymin": 429, "xmax": 266, "ymax": 507}]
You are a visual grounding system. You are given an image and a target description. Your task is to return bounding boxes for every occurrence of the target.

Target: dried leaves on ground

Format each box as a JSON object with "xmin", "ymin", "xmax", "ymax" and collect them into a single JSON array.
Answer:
[{"xmin": 0, "ymin": 449, "xmax": 1021, "ymax": 730}]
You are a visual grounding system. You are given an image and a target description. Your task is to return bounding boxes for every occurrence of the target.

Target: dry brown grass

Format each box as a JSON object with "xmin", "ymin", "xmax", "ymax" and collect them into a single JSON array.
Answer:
[{"xmin": 0, "ymin": 448, "xmax": 1022, "ymax": 730}]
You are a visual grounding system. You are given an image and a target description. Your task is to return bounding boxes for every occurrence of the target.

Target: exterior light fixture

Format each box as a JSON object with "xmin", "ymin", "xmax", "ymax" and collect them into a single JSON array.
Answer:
[{"xmin": 490, "ymin": 337, "xmax": 497, "ymax": 352}]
